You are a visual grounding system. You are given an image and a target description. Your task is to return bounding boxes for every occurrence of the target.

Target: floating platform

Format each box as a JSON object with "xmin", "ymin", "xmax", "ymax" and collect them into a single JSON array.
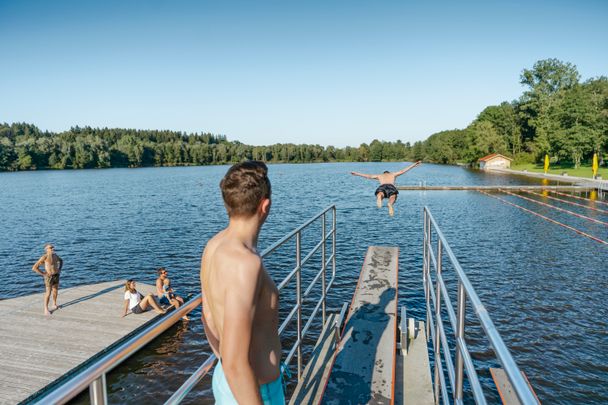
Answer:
[
  {"xmin": 0, "ymin": 280, "xmax": 165, "ymax": 405},
  {"xmin": 397, "ymin": 185, "xmax": 591, "ymax": 191}
]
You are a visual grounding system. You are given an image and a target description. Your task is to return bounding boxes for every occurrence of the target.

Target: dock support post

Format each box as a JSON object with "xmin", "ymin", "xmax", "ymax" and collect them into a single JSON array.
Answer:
[
  {"xmin": 454, "ymin": 282, "xmax": 466, "ymax": 402},
  {"xmin": 424, "ymin": 210, "xmax": 431, "ymax": 341},
  {"xmin": 433, "ymin": 239, "xmax": 442, "ymax": 405},
  {"xmin": 89, "ymin": 374, "xmax": 107, "ymax": 405},
  {"xmin": 332, "ymin": 206, "xmax": 336, "ymax": 289},
  {"xmin": 296, "ymin": 231, "xmax": 303, "ymax": 380},
  {"xmin": 321, "ymin": 212, "xmax": 327, "ymax": 326}
]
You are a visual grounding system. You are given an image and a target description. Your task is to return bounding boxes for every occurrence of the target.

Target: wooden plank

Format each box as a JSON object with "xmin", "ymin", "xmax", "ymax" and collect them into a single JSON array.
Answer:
[
  {"xmin": 289, "ymin": 314, "xmax": 338, "ymax": 405},
  {"xmin": 0, "ymin": 280, "xmax": 170, "ymax": 405},
  {"xmin": 399, "ymin": 321, "xmax": 433, "ymax": 405},
  {"xmin": 490, "ymin": 368, "xmax": 540, "ymax": 405},
  {"xmin": 322, "ymin": 246, "xmax": 398, "ymax": 405}
]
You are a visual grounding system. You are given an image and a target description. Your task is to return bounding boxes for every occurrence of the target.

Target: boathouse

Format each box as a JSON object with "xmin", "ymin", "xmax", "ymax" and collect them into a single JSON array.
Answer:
[{"xmin": 478, "ymin": 153, "xmax": 513, "ymax": 170}]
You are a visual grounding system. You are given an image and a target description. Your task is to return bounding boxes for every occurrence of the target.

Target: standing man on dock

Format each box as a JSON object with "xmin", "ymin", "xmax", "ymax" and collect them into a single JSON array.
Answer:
[
  {"xmin": 32, "ymin": 243, "xmax": 63, "ymax": 316},
  {"xmin": 351, "ymin": 161, "xmax": 422, "ymax": 216},
  {"xmin": 200, "ymin": 161, "xmax": 284, "ymax": 405}
]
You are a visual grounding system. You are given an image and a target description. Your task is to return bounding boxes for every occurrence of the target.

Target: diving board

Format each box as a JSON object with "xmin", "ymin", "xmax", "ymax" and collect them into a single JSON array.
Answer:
[{"xmin": 321, "ymin": 246, "xmax": 399, "ymax": 404}]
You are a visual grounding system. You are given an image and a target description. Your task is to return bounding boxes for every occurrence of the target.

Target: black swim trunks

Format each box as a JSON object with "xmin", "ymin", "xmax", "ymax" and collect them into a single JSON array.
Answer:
[
  {"xmin": 375, "ymin": 184, "xmax": 399, "ymax": 200},
  {"xmin": 44, "ymin": 273, "xmax": 60, "ymax": 289}
]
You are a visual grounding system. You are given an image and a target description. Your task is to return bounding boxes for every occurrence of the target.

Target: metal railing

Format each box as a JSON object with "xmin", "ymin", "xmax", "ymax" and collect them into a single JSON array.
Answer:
[
  {"xmin": 30, "ymin": 296, "xmax": 202, "ymax": 405},
  {"xmin": 166, "ymin": 204, "xmax": 337, "ymax": 404},
  {"xmin": 422, "ymin": 207, "xmax": 538, "ymax": 405},
  {"xmin": 31, "ymin": 205, "xmax": 336, "ymax": 405}
]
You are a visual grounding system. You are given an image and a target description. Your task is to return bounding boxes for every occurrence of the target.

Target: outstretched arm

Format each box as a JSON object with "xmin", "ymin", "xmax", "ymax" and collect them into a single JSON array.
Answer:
[
  {"xmin": 351, "ymin": 171, "xmax": 379, "ymax": 180},
  {"xmin": 394, "ymin": 161, "xmax": 422, "ymax": 177}
]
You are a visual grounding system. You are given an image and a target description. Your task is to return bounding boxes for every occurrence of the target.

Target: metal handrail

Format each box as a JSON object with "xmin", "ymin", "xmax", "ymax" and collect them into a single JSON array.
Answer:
[
  {"xmin": 423, "ymin": 206, "xmax": 538, "ymax": 405},
  {"xmin": 31, "ymin": 205, "xmax": 336, "ymax": 405},
  {"xmin": 165, "ymin": 204, "xmax": 337, "ymax": 404},
  {"xmin": 30, "ymin": 296, "xmax": 202, "ymax": 405}
]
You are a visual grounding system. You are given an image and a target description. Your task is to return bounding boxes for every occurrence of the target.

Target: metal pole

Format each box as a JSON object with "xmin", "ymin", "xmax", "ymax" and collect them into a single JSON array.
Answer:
[
  {"xmin": 321, "ymin": 211, "xmax": 327, "ymax": 325},
  {"xmin": 296, "ymin": 231, "xmax": 302, "ymax": 380},
  {"xmin": 454, "ymin": 281, "xmax": 466, "ymax": 402},
  {"xmin": 422, "ymin": 207, "xmax": 429, "ymax": 342},
  {"xmin": 332, "ymin": 206, "xmax": 336, "ymax": 281},
  {"xmin": 89, "ymin": 374, "xmax": 107, "ymax": 405},
  {"xmin": 425, "ymin": 210, "xmax": 432, "ymax": 340},
  {"xmin": 433, "ymin": 239, "xmax": 443, "ymax": 405},
  {"xmin": 423, "ymin": 209, "xmax": 428, "ymax": 275}
]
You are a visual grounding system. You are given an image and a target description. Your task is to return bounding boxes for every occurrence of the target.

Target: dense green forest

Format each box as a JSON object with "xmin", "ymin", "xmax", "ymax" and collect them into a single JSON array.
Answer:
[
  {"xmin": 1, "ymin": 59, "xmax": 606, "ymax": 172},
  {"xmin": 420, "ymin": 59, "xmax": 608, "ymax": 167},
  {"xmin": 0, "ymin": 123, "xmax": 414, "ymax": 170}
]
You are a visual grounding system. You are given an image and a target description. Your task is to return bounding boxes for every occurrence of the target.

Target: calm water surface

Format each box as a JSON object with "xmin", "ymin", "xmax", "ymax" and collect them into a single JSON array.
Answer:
[{"xmin": 1, "ymin": 163, "xmax": 606, "ymax": 404}]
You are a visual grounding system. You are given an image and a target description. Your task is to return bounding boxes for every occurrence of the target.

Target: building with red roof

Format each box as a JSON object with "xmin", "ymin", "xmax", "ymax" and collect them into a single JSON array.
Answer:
[{"xmin": 478, "ymin": 153, "xmax": 513, "ymax": 170}]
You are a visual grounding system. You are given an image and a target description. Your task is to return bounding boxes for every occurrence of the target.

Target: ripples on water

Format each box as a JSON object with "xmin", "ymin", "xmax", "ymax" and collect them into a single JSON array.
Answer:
[{"xmin": 1, "ymin": 163, "xmax": 606, "ymax": 404}]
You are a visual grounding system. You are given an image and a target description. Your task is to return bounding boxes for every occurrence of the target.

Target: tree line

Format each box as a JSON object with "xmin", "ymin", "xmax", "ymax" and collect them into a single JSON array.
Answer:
[
  {"xmin": 0, "ymin": 124, "xmax": 417, "ymax": 171},
  {"xmin": 417, "ymin": 59, "xmax": 608, "ymax": 167},
  {"xmin": 1, "ymin": 59, "xmax": 606, "ymax": 172}
]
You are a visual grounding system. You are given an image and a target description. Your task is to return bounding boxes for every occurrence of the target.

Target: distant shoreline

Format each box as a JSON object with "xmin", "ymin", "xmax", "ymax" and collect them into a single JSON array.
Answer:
[
  {"xmin": 0, "ymin": 159, "xmax": 429, "ymax": 173},
  {"xmin": 489, "ymin": 168, "xmax": 608, "ymax": 188}
]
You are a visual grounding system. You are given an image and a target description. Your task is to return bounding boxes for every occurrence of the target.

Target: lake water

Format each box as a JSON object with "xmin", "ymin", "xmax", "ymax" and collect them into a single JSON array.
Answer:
[{"xmin": 1, "ymin": 163, "xmax": 606, "ymax": 404}]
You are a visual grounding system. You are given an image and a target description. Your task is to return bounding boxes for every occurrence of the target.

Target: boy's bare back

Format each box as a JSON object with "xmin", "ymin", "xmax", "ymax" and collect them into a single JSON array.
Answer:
[{"xmin": 201, "ymin": 230, "xmax": 281, "ymax": 385}]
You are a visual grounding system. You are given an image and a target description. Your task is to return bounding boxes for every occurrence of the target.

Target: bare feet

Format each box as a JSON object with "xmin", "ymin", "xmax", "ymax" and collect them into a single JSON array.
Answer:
[
  {"xmin": 388, "ymin": 204, "xmax": 394, "ymax": 217},
  {"xmin": 155, "ymin": 309, "xmax": 167, "ymax": 315},
  {"xmin": 49, "ymin": 304, "xmax": 59, "ymax": 311},
  {"xmin": 182, "ymin": 315, "xmax": 191, "ymax": 321},
  {"xmin": 376, "ymin": 194, "xmax": 382, "ymax": 208},
  {"xmin": 44, "ymin": 308, "xmax": 51, "ymax": 316}
]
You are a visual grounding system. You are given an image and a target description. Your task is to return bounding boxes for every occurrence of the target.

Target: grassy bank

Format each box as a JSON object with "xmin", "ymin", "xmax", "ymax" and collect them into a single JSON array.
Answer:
[{"xmin": 511, "ymin": 163, "xmax": 607, "ymax": 179}]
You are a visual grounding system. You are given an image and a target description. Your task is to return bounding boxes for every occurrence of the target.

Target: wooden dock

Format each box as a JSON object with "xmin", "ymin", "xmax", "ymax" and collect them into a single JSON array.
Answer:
[
  {"xmin": 322, "ymin": 246, "xmax": 399, "ymax": 404},
  {"xmin": 397, "ymin": 185, "xmax": 591, "ymax": 191},
  {"xmin": 0, "ymin": 280, "xmax": 165, "ymax": 405}
]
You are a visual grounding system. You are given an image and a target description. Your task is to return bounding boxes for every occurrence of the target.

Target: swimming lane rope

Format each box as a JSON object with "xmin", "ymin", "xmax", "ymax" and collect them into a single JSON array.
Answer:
[
  {"xmin": 500, "ymin": 190, "xmax": 608, "ymax": 226},
  {"xmin": 477, "ymin": 190, "xmax": 608, "ymax": 246},
  {"xmin": 549, "ymin": 190, "xmax": 608, "ymax": 207},
  {"xmin": 521, "ymin": 190, "xmax": 608, "ymax": 215}
]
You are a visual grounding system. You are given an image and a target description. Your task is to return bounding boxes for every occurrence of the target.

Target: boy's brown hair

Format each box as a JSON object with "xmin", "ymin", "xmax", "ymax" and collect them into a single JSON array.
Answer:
[{"xmin": 220, "ymin": 161, "xmax": 271, "ymax": 218}]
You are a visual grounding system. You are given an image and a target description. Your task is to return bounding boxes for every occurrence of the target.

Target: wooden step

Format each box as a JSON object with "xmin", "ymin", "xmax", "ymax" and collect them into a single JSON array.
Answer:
[
  {"xmin": 395, "ymin": 320, "xmax": 434, "ymax": 405},
  {"xmin": 289, "ymin": 313, "xmax": 339, "ymax": 405},
  {"xmin": 490, "ymin": 368, "xmax": 540, "ymax": 405}
]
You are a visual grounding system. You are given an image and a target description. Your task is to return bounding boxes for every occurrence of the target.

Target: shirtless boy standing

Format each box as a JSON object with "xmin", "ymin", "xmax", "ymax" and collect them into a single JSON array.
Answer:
[
  {"xmin": 32, "ymin": 243, "xmax": 63, "ymax": 315},
  {"xmin": 351, "ymin": 161, "xmax": 422, "ymax": 216},
  {"xmin": 200, "ymin": 161, "xmax": 283, "ymax": 405}
]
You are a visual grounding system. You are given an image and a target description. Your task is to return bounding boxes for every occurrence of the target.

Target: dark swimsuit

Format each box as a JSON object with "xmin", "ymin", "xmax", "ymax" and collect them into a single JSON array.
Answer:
[
  {"xmin": 375, "ymin": 184, "xmax": 399, "ymax": 200},
  {"xmin": 44, "ymin": 273, "xmax": 60, "ymax": 289}
]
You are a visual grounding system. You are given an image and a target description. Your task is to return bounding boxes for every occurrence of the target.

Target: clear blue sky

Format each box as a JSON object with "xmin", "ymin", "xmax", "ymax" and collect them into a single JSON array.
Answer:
[{"xmin": 1, "ymin": 0, "xmax": 607, "ymax": 147}]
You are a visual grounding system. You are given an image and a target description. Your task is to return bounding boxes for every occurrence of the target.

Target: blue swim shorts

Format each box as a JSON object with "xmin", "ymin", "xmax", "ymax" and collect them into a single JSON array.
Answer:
[
  {"xmin": 159, "ymin": 296, "xmax": 171, "ymax": 306},
  {"xmin": 212, "ymin": 360, "xmax": 285, "ymax": 405}
]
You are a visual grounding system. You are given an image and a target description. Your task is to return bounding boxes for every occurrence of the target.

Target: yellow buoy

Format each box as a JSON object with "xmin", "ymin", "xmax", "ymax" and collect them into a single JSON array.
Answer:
[
  {"xmin": 592, "ymin": 153, "xmax": 599, "ymax": 178},
  {"xmin": 544, "ymin": 154, "xmax": 550, "ymax": 174}
]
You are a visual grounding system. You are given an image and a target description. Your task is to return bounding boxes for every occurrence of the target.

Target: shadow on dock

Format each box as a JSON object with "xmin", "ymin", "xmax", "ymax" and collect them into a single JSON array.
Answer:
[{"xmin": 59, "ymin": 283, "xmax": 123, "ymax": 309}]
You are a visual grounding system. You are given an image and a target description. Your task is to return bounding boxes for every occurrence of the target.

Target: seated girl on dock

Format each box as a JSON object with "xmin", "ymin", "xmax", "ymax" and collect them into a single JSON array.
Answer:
[{"xmin": 122, "ymin": 280, "xmax": 166, "ymax": 317}]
